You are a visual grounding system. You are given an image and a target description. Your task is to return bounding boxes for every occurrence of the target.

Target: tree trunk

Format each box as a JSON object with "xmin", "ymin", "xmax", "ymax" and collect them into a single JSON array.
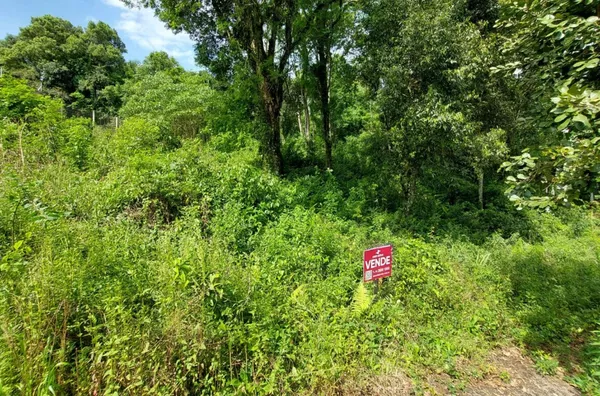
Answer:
[
  {"xmin": 478, "ymin": 170, "xmax": 484, "ymax": 210},
  {"xmin": 18, "ymin": 123, "xmax": 25, "ymax": 170},
  {"xmin": 260, "ymin": 72, "xmax": 284, "ymax": 175},
  {"xmin": 404, "ymin": 166, "xmax": 417, "ymax": 215},
  {"xmin": 92, "ymin": 87, "xmax": 97, "ymax": 125},
  {"xmin": 298, "ymin": 86, "xmax": 313, "ymax": 153},
  {"xmin": 315, "ymin": 43, "xmax": 332, "ymax": 170},
  {"xmin": 268, "ymin": 116, "xmax": 284, "ymax": 175},
  {"xmin": 302, "ymin": 87, "xmax": 312, "ymax": 145},
  {"xmin": 297, "ymin": 112, "xmax": 304, "ymax": 138}
]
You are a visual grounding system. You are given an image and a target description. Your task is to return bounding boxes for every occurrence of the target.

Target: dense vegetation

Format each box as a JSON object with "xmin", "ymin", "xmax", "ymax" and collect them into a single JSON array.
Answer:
[{"xmin": 2, "ymin": 0, "xmax": 600, "ymax": 394}]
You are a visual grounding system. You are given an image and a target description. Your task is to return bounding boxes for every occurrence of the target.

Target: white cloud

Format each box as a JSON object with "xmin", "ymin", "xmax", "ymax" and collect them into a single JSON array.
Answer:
[
  {"xmin": 102, "ymin": 0, "xmax": 128, "ymax": 10},
  {"xmin": 101, "ymin": 0, "xmax": 197, "ymax": 69}
]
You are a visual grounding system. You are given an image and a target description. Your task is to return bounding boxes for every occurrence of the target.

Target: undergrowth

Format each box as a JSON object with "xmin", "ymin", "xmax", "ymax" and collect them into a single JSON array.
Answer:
[{"xmin": 1, "ymin": 121, "xmax": 600, "ymax": 394}]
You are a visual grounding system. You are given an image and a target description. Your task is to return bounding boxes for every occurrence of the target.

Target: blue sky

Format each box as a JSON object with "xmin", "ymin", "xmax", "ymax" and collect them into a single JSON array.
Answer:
[{"xmin": 0, "ymin": 0, "xmax": 198, "ymax": 70}]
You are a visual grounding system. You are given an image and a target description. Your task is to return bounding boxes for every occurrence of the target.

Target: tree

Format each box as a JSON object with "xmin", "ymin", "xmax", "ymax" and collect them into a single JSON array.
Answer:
[
  {"xmin": 68, "ymin": 21, "xmax": 127, "ymax": 122},
  {"xmin": 0, "ymin": 17, "xmax": 128, "ymax": 120},
  {"xmin": 136, "ymin": 51, "xmax": 184, "ymax": 77},
  {"xmin": 301, "ymin": 0, "xmax": 347, "ymax": 169},
  {"xmin": 126, "ymin": 0, "xmax": 338, "ymax": 174},
  {"xmin": 0, "ymin": 16, "xmax": 82, "ymax": 95},
  {"xmin": 497, "ymin": 0, "xmax": 600, "ymax": 208},
  {"xmin": 120, "ymin": 71, "xmax": 213, "ymax": 139},
  {"xmin": 355, "ymin": 0, "xmax": 514, "ymax": 212},
  {"xmin": 286, "ymin": 61, "xmax": 315, "ymax": 153}
]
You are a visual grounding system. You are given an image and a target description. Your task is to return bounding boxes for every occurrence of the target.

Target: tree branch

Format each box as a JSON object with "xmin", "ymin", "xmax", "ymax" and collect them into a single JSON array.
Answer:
[{"xmin": 278, "ymin": 0, "xmax": 338, "ymax": 73}]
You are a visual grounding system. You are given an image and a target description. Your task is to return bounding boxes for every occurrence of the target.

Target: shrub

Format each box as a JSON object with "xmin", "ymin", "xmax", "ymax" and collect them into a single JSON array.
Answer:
[
  {"xmin": 61, "ymin": 118, "xmax": 93, "ymax": 169},
  {"xmin": 2, "ymin": 122, "xmax": 600, "ymax": 394}
]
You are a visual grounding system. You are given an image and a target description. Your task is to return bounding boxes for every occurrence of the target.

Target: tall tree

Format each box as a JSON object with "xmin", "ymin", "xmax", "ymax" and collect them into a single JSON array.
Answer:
[
  {"xmin": 0, "ymin": 16, "xmax": 82, "ymax": 95},
  {"xmin": 0, "ymin": 17, "xmax": 127, "ymax": 119},
  {"xmin": 69, "ymin": 21, "xmax": 127, "ymax": 121},
  {"xmin": 137, "ymin": 51, "xmax": 184, "ymax": 77},
  {"xmin": 305, "ymin": 0, "xmax": 346, "ymax": 169},
  {"xmin": 355, "ymin": 0, "xmax": 515, "ymax": 212},
  {"xmin": 126, "ymin": 0, "xmax": 337, "ymax": 174}
]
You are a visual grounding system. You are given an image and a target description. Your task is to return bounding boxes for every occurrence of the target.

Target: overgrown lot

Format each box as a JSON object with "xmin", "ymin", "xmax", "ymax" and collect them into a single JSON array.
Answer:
[
  {"xmin": 3, "ymin": 0, "xmax": 600, "ymax": 392},
  {"xmin": 1, "ymin": 114, "xmax": 600, "ymax": 394}
]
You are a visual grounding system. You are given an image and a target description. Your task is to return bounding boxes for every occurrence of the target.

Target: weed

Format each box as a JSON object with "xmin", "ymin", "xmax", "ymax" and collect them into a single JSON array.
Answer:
[{"xmin": 533, "ymin": 351, "xmax": 560, "ymax": 376}]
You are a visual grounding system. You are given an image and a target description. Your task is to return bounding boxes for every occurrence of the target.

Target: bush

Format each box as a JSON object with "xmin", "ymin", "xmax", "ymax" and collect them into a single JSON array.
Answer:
[
  {"xmin": 61, "ymin": 118, "xmax": 93, "ymax": 169},
  {"xmin": 2, "ymin": 110, "xmax": 600, "ymax": 393},
  {"xmin": 120, "ymin": 72, "xmax": 212, "ymax": 139}
]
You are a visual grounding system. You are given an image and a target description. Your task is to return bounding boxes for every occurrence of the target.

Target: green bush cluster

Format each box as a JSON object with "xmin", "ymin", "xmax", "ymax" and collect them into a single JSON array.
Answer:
[
  {"xmin": 1, "ymin": 76, "xmax": 94, "ymax": 170},
  {"xmin": 1, "ymin": 119, "xmax": 599, "ymax": 395},
  {"xmin": 2, "ymin": 74, "xmax": 600, "ymax": 394}
]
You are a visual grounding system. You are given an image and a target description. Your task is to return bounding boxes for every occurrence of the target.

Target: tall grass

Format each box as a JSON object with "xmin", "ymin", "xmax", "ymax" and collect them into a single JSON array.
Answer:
[{"xmin": 1, "ymin": 122, "xmax": 600, "ymax": 394}]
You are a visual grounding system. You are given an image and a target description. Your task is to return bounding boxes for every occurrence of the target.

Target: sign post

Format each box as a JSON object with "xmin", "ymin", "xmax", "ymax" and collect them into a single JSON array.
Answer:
[{"xmin": 363, "ymin": 245, "xmax": 393, "ymax": 285}]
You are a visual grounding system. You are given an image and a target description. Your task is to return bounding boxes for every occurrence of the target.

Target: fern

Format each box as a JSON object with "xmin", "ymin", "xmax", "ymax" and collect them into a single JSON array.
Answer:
[
  {"xmin": 291, "ymin": 284, "xmax": 307, "ymax": 304},
  {"xmin": 351, "ymin": 283, "xmax": 372, "ymax": 316}
]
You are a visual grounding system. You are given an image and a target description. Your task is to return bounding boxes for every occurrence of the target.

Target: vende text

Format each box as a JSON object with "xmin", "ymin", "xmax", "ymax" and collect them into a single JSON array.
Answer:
[{"xmin": 363, "ymin": 245, "xmax": 393, "ymax": 282}]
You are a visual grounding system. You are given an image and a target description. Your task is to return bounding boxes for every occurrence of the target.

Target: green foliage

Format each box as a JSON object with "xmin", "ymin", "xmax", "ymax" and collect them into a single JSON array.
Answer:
[
  {"xmin": 128, "ymin": 0, "xmax": 352, "ymax": 173},
  {"xmin": 491, "ymin": 211, "xmax": 600, "ymax": 343},
  {"xmin": 3, "ymin": 115, "xmax": 599, "ymax": 392},
  {"xmin": 0, "ymin": 16, "xmax": 127, "ymax": 114},
  {"xmin": 110, "ymin": 117, "xmax": 172, "ymax": 155},
  {"xmin": 502, "ymin": 83, "xmax": 600, "ymax": 209},
  {"xmin": 59, "ymin": 118, "xmax": 94, "ymax": 169},
  {"xmin": 351, "ymin": 282, "xmax": 372, "ymax": 316},
  {"xmin": 353, "ymin": 0, "xmax": 517, "ymax": 213},
  {"xmin": 0, "ymin": 76, "xmax": 49, "ymax": 120},
  {"xmin": 0, "ymin": 76, "xmax": 94, "ymax": 169},
  {"xmin": 136, "ymin": 51, "xmax": 184, "ymax": 77},
  {"xmin": 497, "ymin": 0, "xmax": 600, "ymax": 208},
  {"xmin": 0, "ymin": 15, "xmax": 83, "ymax": 93},
  {"xmin": 497, "ymin": 0, "xmax": 600, "ymax": 90},
  {"xmin": 120, "ymin": 72, "xmax": 213, "ymax": 139},
  {"xmin": 3, "ymin": 1, "xmax": 600, "ymax": 394},
  {"xmin": 572, "ymin": 324, "xmax": 600, "ymax": 393},
  {"xmin": 533, "ymin": 350, "xmax": 560, "ymax": 376}
]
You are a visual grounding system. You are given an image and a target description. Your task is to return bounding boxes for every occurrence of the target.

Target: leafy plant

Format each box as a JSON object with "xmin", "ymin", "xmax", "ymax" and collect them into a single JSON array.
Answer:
[
  {"xmin": 351, "ymin": 282, "xmax": 372, "ymax": 316},
  {"xmin": 532, "ymin": 350, "xmax": 560, "ymax": 376}
]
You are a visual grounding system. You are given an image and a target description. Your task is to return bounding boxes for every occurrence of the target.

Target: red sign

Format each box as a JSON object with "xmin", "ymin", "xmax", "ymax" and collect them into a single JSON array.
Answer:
[{"xmin": 363, "ymin": 245, "xmax": 393, "ymax": 282}]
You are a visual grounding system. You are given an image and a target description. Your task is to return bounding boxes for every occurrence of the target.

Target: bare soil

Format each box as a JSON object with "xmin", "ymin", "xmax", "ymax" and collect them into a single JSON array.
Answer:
[
  {"xmin": 463, "ymin": 347, "xmax": 579, "ymax": 396},
  {"xmin": 359, "ymin": 347, "xmax": 580, "ymax": 395}
]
